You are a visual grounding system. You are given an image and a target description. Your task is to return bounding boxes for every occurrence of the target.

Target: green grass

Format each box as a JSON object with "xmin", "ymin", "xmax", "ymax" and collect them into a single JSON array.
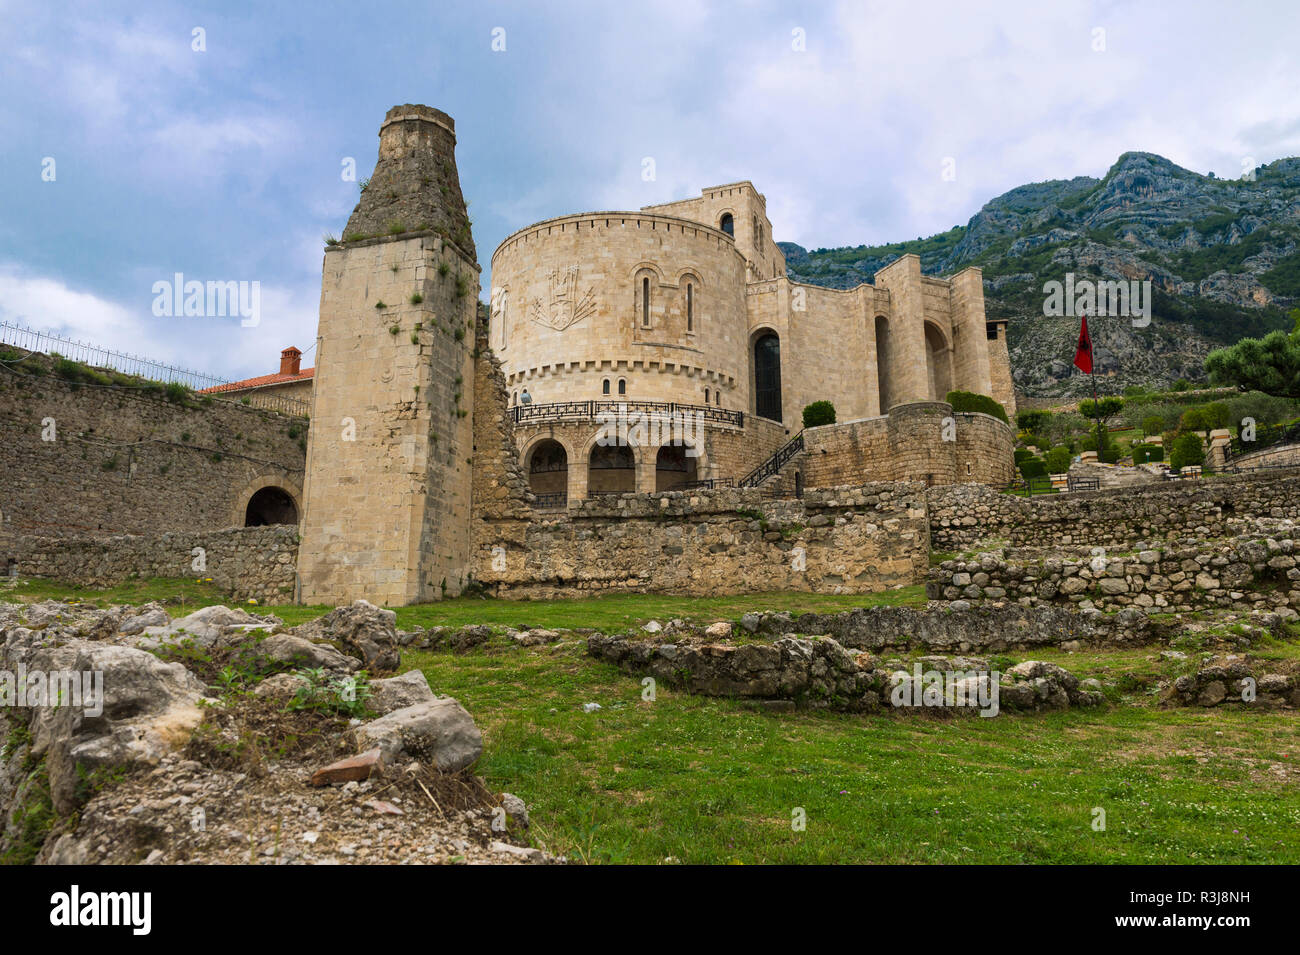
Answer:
[
  {"xmin": 1, "ymin": 578, "xmax": 925, "ymax": 632},
  {"xmin": 9, "ymin": 576, "xmax": 1297, "ymax": 863},
  {"xmin": 404, "ymin": 641, "xmax": 1300, "ymax": 864}
]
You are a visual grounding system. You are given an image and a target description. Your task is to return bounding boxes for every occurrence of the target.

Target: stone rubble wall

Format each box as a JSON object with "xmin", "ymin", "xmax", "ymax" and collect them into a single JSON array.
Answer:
[
  {"xmin": 927, "ymin": 469, "xmax": 1300, "ymax": 551},
  {"xmin": 742, "ymin": 603, "xmax": 1165, "ymax": 652},
  {"xmin": 0, "ymin": 365, "xmax": 305, "ymax": 538},
  {"xmin": 927, "ymin": 536, "xmax": 1300, "ymax": 616},
  {"xmin": 586, "ymin": 632, "xmax": 1102, "ymax": 713},
  {"xmin": 472, "ymin": 482, "xmax": 930, "ymax": 598},
  {"xmin": 1, "ymin": 526, "xmax": 298, "ymax": 604}
]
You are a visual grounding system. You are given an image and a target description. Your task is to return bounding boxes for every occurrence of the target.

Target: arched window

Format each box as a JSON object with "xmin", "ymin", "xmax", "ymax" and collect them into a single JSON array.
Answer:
[
  {"xmin": 704, "ymin": 388, "xmax": 710, "ymax": 404},
  {"xmin": 655, "ymin": 443, "xmax": 698, "ymax": 492},
  {"xmin": 602, "ymin": 378, "xmax": 610, "ymax": 395},
  {"xmin": 641, "ymin": 277, "xmax": 651, "ymax": 328},
  {"xmin": 686, "ymin": 281, "xmax": 694, "ymax": 332},
  {"xmin": 618, "ymin": 378, "xmax": 627, "ymax": 396},
  {"xmin": 589, "ymin": 444, "xmax": 636, "ymax": 496},
  {"xmin": 753, "ymin": 332, "xmax": 782, "ymax": 422},
  {"xmin": 716, "ymin": 390, "xmax": 721, "ymax": 406},
  {"xmin": 719, "ymin": 213, "xmax": 734, "ymax": 237},
  {"xmin": 527, "ymin": 439, "xmax": 568, "ymax": 506}
]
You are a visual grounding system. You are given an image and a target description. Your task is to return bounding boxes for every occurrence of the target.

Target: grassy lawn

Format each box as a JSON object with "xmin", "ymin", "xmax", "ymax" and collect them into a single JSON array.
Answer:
[
  {"xmin": 0, "ymin": 577, "xmax": 925, "ymax": 632},
  {"xmin": 406, "ymin": 641, "xmax": 1300, "ymax": 864},
  {"xmin": 6, "ymin": 576, "xmax": 1297, "ymax": 864}
]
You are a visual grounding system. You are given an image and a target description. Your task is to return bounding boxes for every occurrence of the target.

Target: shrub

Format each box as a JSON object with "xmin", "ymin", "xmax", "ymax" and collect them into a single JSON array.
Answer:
[
  {"xmin": 946, "ymin": 390, "xmax": 1008, "ymax": 424},
  {"xmin": 1016, "ymin": 409, "xmax": 1051, "ymax": 432},
  {"xmin": 1019, "ymin": 457, "xmax": 1048, "ymax": 480},
  {"xmin": 1172, "ymin": 378, "xmax": 1191, "ymax": 392},
  {"xmin": 1014, "ymin": 448, "xmax": 1035, "ymax": 465},
  {"xmin": 1180, "ymin": 407, "xmax": 1210, "ymax": 431},
  {"xmin": 1170, "ymin": 433, "xmax": 1204, "ymax": 471},
  {"xmin": 1141, "ymin": 415, "xmax": 1165, "ymax": 436},
  {"xmin": 1202, "ymin": 401, "xmax": 1232, "ymax": 430},
  {"xmin": 802, "ymin": 400, "xmax": 837, "ymax": 429},
  {"xmin": 1044, "ymin": 446, "xmax": 1072, "ymax": 473},
  {"xmin": 1132, "ymin": 444, "xmax": 1164, "ymax": 464}
]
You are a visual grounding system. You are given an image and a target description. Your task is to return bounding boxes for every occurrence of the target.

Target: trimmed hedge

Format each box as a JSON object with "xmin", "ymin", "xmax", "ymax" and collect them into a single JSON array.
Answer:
[
  {"xmin": 946, "ymin": 390, "xmax": 1009, "ymax": 424},
  {"xmin": 1132, "ymin": 444, "xmax": 1164, "ymax": 464},
  {"xmin": 802, "ymin": 400, "xmax": 837, "ymax": 429}
]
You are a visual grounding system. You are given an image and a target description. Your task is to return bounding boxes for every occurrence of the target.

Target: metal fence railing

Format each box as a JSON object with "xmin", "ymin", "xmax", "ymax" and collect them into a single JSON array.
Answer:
[
  {"xmin": 0, "ymin": 321, "xmax": 310, "ymax": 418},
  {"xmin": 0, "ymin": 321, "xmax": 230, "ymax": 391}
]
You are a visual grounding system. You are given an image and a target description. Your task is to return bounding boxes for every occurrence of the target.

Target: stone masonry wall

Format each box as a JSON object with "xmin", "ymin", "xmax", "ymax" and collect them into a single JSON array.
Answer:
[
  {"xmin": 472, "ymin": 482, "xmax": 929, "ymax": 598},
  {"xmin": 927, "ymin": 537, "xmax": 1300, "ymax": 616},
  {"xmin": 0, "ymin": 365, "xmax": 306, "ymax": 538},
  {"xmin": 799, "ymin": 404, "xmax": 1015, "ymax": 489},
  {"xmin": 3, "ymin": 525, "xmax": 298, "ymax": 604},
  {"xmin": 927, "ymin": 469, "xmax": 1300, "ymax": 551}
]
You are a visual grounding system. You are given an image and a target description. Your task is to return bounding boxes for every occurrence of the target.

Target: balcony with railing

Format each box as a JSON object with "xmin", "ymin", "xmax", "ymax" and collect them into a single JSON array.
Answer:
[{"xmin": 510, "ymin": 399, "xmax": 744, "ymax": 429}]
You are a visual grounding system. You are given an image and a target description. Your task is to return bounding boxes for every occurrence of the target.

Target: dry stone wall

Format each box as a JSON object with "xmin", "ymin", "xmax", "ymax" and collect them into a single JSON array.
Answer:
[
  {"xmin": 928, "ymin": 536, "xmax": 1300, "ymax": 616},
  {"xmin": 3, "ymin": 526, "xmax": 298, "ymax": 604},
  {"xmin": 472, "ymin": 482, "xmax": 929, "ymax": 598},
  {"xmin": 927, "ymin": 469, "xmax": 1300, "ymax": 551}
]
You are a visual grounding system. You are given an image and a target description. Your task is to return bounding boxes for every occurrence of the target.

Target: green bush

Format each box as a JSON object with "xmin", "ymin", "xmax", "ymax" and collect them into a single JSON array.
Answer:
[
  {"xmin": 1014, "ymin": 448, "xmax": 1035, "ymax": 465},
  {"xmin": 1044, "ymin": 446, "xmax": 1072, "ymax": 473},
  {"xmin": 802, "ymin": 400, "xmax": 837, "ymax": 429},
  {"xmin": 1179, "ymin": 407, "xmax": 1209, "ymax": 431},
  {"xmin": 1172, "ymin": 379, "xmax": 1191, "ymax": 392},
  {"xmin": 1170, "ymin": 433, "xmax": 1204, "ymax": 471},
  {"xmin": 946, "ymin": 391, "xmax": 1008, "ymax": 424},
  {"xmin": 1141, "ymin": 415, "xmax": 1165, "ymax": 436},
  {"xmin": 1132, "ymin": 444, "xmax": 1164, "ymax": 464},
  {"xmin": 1016, "ymin": 409, "xmax": 1051, "ymax": 433},
  {"xmin": 1018, "ymin": 457, "xmax": 1048, "ymax": 480},
  {"xmin": 1202, "ymin": 401, "xmax": 1232, "ymax": 430}
]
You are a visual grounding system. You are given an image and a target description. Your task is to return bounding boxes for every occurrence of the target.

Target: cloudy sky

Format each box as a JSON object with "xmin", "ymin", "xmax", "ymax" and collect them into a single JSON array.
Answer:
[{"xmin": 2, "ymin": 0, "xmax": 1298, "ymax": 380}]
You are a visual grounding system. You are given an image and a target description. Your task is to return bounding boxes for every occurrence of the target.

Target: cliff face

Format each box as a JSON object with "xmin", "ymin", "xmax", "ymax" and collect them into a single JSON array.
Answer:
[{"xmin": 782, "ymin": 152, "xmax": 1300, "ymax": 397}]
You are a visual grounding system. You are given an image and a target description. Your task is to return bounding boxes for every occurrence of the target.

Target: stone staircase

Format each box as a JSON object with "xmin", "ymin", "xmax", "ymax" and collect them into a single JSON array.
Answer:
[{"xmin": 738, "ymin": 432, "xmax": 806, "ymax": 498}]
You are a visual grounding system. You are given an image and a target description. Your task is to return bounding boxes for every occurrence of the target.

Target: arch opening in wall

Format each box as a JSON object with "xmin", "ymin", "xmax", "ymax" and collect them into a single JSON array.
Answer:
[
  {"xmin": 588, "ymin": 443, "xmax": 636, "ymax": 496},
  {"xmin": 244, "ymin": 486, "xmax": 299, "ymax": 526},
  {"xmin": 924, "ymin": 321, "xmax": 954, "ymax": 402},
  {"xmin": 527, "ymin": 439, "xmax": 568, "ymax": 503},
  {"xmin": 719, "ymin": 213, "xmax": 734, "ymax": 237},
  {"xmin": 753, "ymin": 331, "xmax": 782, "ymax": 422},
  {"xmin": 874, "ymin": 316, "xmax": 893, "ymax": 413},
  {"xmin": 655, "ymin": 443, "xmax": 698, "ymax": 492}
]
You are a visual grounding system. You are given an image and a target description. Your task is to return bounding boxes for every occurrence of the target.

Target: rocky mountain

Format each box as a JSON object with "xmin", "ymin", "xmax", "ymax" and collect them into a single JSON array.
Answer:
[{"xmin": 781, "ymin": 152, "xmax": 1300, "ymax": 397}]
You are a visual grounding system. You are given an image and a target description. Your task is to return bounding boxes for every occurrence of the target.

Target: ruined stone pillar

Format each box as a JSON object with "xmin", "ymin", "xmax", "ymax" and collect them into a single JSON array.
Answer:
[{"xmin": 297, "ymin": 105, "xmax": 479, "ymax": 605}]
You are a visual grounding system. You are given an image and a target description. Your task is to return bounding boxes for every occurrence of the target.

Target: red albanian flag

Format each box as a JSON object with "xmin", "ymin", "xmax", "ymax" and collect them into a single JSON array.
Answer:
[{"xmin": 1073, "ymin": 313, "xmax": 1093, "ymax": 375}]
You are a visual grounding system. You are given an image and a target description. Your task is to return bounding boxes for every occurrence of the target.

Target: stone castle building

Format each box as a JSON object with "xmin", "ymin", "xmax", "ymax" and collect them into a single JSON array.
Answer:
[
  {"xmin": 0, "ymin": 104, "xmax": 1015, "ymax": 607},
  {"xmin": 491, "ymin": 182, "xmax": 1017, "ymax": 503},
  {"xmin": 283, "ymin": 104, "xmax": 1016, "ymax": 603}
]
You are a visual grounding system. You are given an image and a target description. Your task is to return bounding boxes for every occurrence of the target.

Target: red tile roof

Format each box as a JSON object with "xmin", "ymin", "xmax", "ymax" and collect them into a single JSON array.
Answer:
[{"xmin": 200, "ymin": 367, "xmax": 315, "ymax": 394}]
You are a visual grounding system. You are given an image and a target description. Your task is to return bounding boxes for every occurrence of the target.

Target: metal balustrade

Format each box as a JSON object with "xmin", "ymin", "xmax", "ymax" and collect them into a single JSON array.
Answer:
[{"xmin": 510, "ymin": 399, "xmax": 744, "ymax": 428}]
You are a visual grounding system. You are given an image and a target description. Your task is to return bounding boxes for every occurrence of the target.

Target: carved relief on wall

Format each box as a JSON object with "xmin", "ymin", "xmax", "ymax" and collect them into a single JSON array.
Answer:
[{"xmin": 530, "ymin": 266, "xmax": 597, "ymax": 332}]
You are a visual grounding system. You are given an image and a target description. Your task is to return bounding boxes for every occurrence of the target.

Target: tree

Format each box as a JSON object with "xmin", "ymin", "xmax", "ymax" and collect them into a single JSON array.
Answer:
[
  {"xmin": 1141, "ymin": 415, "xmax": 1165, "ymax": 436},
  {"xmin": 1202, "ymin": 401, "xmax": 1232, "ymax": 430},
  {"xmin": 1079, "ymin": 397, "xmax": 1125, "ymax": 426},
  {"xmin": 1170, "ymin": 433, "xmax": 1204, "ymax": 471},
  {"xmin": 1180, "ymin": 407, "xmax": 1210, "ymax": 431},
  {"xmin": 1045, "ymin": 446, "xmax": 1072, "ymax": 473},
  {"xmin": 802, "ymin": 400, "xmax": 836, "ymax": 429},
  {"xmin": 1204, "ymin": 308, "xmax": 1300, "ymax": 398}
]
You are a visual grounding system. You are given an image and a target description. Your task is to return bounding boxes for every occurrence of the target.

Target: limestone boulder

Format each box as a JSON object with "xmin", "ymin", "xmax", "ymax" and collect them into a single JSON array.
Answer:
[
  {"xmin": 293, "ymin": 600, "xmax": 400, "ymax": 672},
  {"xmin": 350, "ymin": 698, "xmax": 483, "ymax": 771}
]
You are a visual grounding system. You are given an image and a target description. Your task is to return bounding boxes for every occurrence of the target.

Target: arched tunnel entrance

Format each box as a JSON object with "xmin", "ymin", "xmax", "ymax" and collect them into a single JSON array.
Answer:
[{"xmin": 244, "ymin": 486, "xmax": 299, "ymax": 526}]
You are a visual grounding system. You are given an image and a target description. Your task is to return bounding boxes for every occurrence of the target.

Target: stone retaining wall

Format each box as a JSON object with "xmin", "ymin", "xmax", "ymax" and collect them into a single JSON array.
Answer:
[
  {"xmin": 472, "ymin": 482, "xmax": 930, "ymax": 598},
  {"xmin": 0, "ymin": 526, "xmax": 298, "ymax": 604},
  {"xmin": 927, "ymin": 469, "xmax": 1300, "ymax": 551},
  {"xmin": 926, "ymin": 537, "xmax": 1300, "ymax": 615}
]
